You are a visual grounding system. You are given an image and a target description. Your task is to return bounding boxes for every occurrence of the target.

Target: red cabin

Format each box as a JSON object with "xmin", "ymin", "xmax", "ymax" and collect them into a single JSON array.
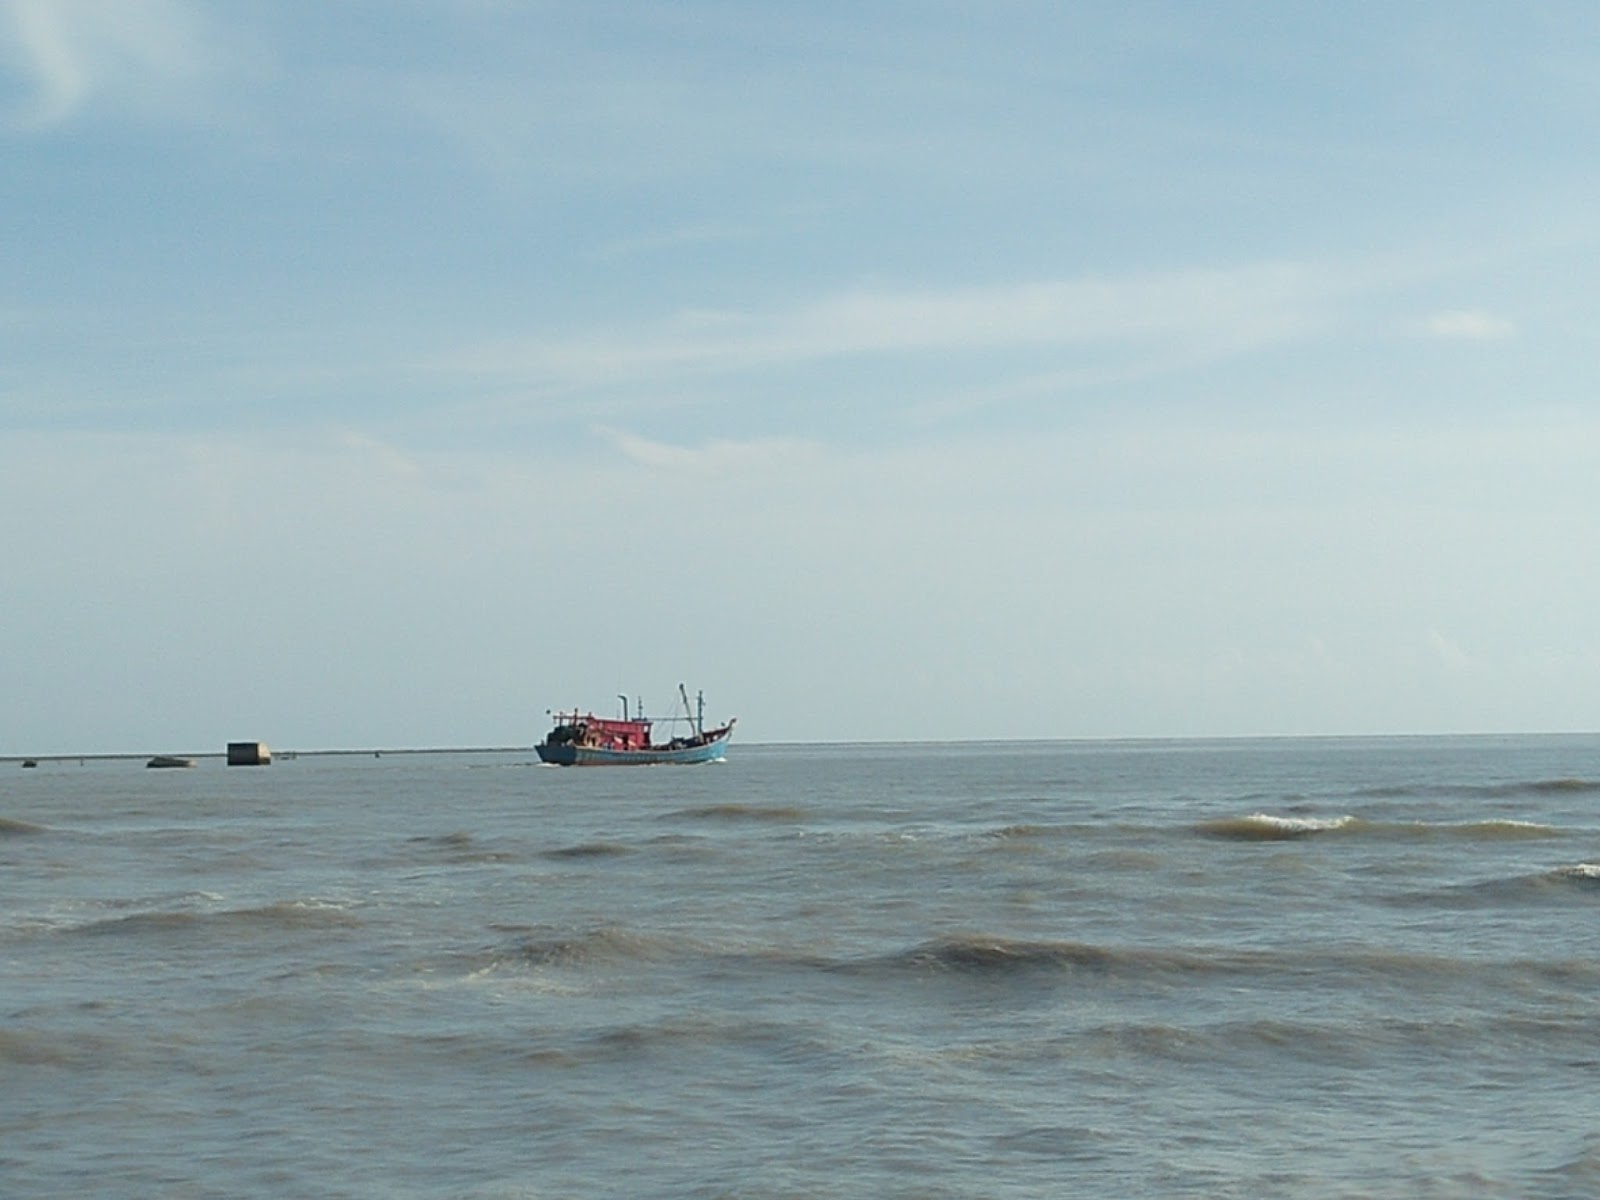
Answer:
[{"xmin": 551, "ymin": 712, "xmax": 653, "ymax": 751}]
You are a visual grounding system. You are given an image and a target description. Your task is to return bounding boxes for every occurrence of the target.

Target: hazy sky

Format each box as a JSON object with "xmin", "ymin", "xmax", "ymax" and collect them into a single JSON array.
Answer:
[{"xmin": 5, "ymin": 1, "xmax": 1600, "ymax": 752}]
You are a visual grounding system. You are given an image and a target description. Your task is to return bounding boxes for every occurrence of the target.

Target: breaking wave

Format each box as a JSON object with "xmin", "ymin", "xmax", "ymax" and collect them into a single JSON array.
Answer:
[
  {"xmin": 1546, "ymin": 863, "xmax": 1600, "ymax": 888},
  {"xmin": 1198, "ymin": 814, "xmax": 1563, "ymax": 842},
  {"xmin": 1197, "ymin": 813, "xmax": 1357, "ymax": 841},
  {"xmin": 1395, "ymin": 863, "xmax": 1600, "ymax": 909}
]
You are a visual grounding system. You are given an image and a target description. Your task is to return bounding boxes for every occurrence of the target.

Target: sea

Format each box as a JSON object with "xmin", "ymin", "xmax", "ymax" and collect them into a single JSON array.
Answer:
[{"xmin": 6, "ymin": 735, "xmax": 1600, "ymax": 1199}]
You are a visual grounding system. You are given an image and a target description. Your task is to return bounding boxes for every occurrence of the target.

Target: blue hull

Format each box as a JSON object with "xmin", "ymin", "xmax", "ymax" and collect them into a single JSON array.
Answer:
[{"xmin": 536, "ymin": 732, "xmax": 731, "ymax": 766}]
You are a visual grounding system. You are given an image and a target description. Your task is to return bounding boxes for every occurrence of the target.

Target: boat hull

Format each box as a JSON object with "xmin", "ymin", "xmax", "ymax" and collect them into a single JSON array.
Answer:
[{"xmin": 536, "ymin": 731, "xmax": 731, "ymax": 766}]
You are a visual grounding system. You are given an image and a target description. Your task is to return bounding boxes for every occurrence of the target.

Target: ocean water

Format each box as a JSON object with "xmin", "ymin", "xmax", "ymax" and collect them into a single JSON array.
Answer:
[{"xmin": 6, "ymin": 736, "xmax": 1600, "ymax": 1198}]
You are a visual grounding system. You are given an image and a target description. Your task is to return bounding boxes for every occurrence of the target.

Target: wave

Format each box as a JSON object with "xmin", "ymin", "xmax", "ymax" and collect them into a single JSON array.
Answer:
[
  {"xmin": 1197, "ymin": 813, "xmax": 1357, "ymax": 841},
  {"xmin": 468, "ymin": 928, "xmax": 1179, "ymax": 982},
  {"xmin": 1450, "ymin": 818, "xmax": 1565, "ymax": 839},
  {"xmin": 1354, "ymin": 777, "xmax": 1600, "ymax": 800},
  {"xmin": 877, "ymin": 934, "xmax": 1187, "ymax": 980},
  {"xmin": 856, "ymin": 934, "xmax": 1600, "ymax": 996},
  {"xmin": 1062, "ymin": 1011, "xmax": 1600, "ymax": 1072},
  {"xmin": 874, "ymin": 935, "xmax": 1260, "ymax": 982},
  {"xmin": 1390, "ymin": 863, "xmax": 1600, "ymax": 910},
  {"xmin": 443, "ymin": 916, "xmax": 1600, "ymax": 1001},
  {"xmin": 405, "ymin": 830, "xmax": 518, "ymax": 864},
  {"xmin": 985, "ymin": 824, "xmax": 1058, "ymax": 841},
  {"xmin": 413, "ymin": 830, "xmax": 475, "ymax": 849},
  {"xmin": 0, "ymin": 816, "xmax": 49, "ymax": 836},
  {"xmin": 1550, "ymin": 862, "xmax": 1600, "ymax": 885},
  {"xmin": 227, "ymin": 900, "xmax": 364, "ymax": 929},
  {"xmin": 537, "ymin": 927, "xmax": 1513, "ymax": 983},
  {"xmin": 903, "ymin": 935, "xmax": 1123, "ymax": 973},
  {"xmin": 1381, "ymin": 817, "xmax": 1564, "ymax": 841},
  {"xmin": 72, "ymin": 899, "xmax": 362, "ymax": 937},
  {"xmin": 506, "ymin": 925, "xmax": 683, "ymax": 969},
  {"xmin": 1510, "ymin": 863, "xmax": 1600, "ymax": 901},
  {"xmin": 666, "ymin": 803, "xmax": 806, "ymax": 822},
  {"xmin": 1526, "ymin": 778, "xmax": 1600, "ymax": 794},
  {"xmin": 991, "ymin": 1125, "xmax": 1116, "ymax": 1163},
  {"xmin": 571, "ymin": 1013, "xmax": 837, "ymax": 1066},
  {"xmin": 0, "ymin": 1027, "xmax": 74, "ymax": 1066},
  {"xmin": 543, "ymin": 841, "xmax": 634, "ymax": 860},
  {"xmin": 1198, "ymin": 813, "xmax": 1563, "ymax": 843},
  {"xmin": 882, "ymin": 936, "xmax": 1421, "ymax": 982}
]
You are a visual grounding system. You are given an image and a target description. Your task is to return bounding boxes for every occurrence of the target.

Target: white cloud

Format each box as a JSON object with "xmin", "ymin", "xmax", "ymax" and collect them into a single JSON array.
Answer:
[
  {"xmin": 1424, "ymin": 309, "xmax": 1517, "ymax": 340},
  {"xmin": 443, "ymin": 260, "xmax": 1356, "ymax": 390},
  {"xmin": 0, "ymin": 0, "xmax": 224, "ymax": 129},
  {"xmin": 335, "ymin": 429, "xmax": 424, "ymax": 479},
  {"xmin": 595, "ymin": 426, "xmax": 822, "ymax": 473}
]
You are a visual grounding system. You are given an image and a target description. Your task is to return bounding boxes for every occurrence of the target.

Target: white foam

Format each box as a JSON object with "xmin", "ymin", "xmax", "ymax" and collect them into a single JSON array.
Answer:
[
  {"xmin": 1554, "ymin": 863, "xmax": 1600, "ymax": 880},
  {"xmin": 1243, "ymin": 813, "xmax": 1355, "ymax": 834}
]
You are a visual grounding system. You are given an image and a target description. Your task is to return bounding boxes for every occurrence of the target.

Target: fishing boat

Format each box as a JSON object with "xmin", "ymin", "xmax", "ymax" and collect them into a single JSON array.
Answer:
[{"xmin": 536, "ymin": 686, "xmax": 735, "ymax": 766}]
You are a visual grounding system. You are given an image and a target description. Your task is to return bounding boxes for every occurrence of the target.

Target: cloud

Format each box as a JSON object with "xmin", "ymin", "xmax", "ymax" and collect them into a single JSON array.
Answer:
[
  {"xmin": 1424, "ymin": 309, "xmax": 1517, "ymax": 340},
  {"xmin": 0, "ymin": 0, "xmax": 224, "ymax": 129},
  {"xmin": 595, "ymin": 426, "xmax": 822, "ymax": 473},
  {"xmin": 335, "ymin": 429, "xmax": 423, "ymax": 479},
  {"xmin": 443, "ymin": 260, "xmax": 1354, "ymax": 391}
]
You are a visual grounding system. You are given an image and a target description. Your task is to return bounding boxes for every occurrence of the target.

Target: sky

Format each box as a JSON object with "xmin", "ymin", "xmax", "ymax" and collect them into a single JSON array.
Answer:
[{"xmin": 4, "ymin": 1, "xmax": 1600, "ymax": 752}]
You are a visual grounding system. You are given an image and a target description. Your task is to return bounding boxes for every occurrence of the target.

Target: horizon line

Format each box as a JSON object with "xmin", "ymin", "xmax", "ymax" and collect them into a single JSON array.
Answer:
[{"xmin": 7, "ymin": 729, "xmax": 1598, "ymax": 764}]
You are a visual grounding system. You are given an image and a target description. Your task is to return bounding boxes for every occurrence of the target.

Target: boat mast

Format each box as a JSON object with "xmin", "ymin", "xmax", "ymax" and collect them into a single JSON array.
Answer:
[{"xmin": 679, "ymin": 683, "xmax": 704, "ymax": 737}]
